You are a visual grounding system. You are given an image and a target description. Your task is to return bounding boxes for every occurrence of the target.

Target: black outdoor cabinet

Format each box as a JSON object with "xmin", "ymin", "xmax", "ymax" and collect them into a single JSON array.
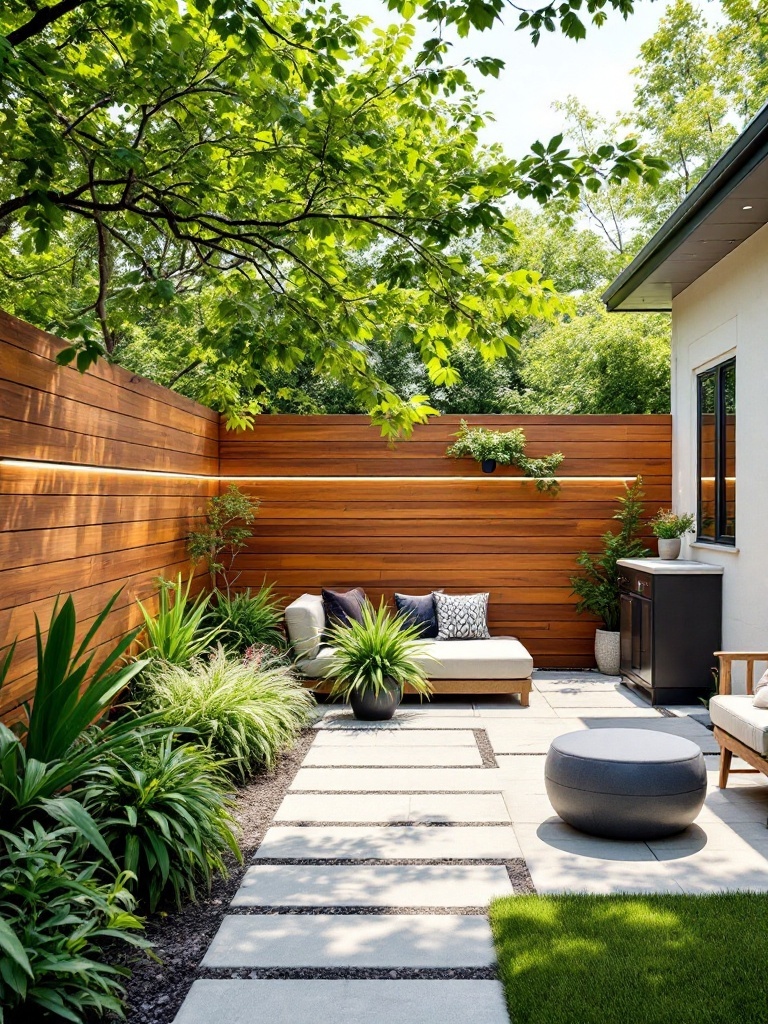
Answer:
[{"xmin": 617, "ymin": 558, "xmax": 723, "ymax": 706}]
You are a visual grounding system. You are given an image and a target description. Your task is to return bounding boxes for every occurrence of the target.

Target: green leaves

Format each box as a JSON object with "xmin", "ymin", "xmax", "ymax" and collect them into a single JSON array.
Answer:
[
  {"xmin": 137, "ymin": 574, "xmax": 225, "ymax": 665},
  {"xmin": 84, "ymin": 735, "xmax": 242, "ymax": 911},
  {"xmin": 328, "ymin": 600, "xmax": 434, "ymax": 700},
  {"xmin": 139, "ymin": 646, "xmax": 315, "ymax": 779}
]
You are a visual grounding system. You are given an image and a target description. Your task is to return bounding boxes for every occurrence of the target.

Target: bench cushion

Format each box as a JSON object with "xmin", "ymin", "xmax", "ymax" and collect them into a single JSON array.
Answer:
[
  {"xmin": 710, "ymin": 694, "xmax": 768, "ymax": 756},
  {"xmin": 296, "ymin": 636, "xmax": 534, "ymax": 681}
]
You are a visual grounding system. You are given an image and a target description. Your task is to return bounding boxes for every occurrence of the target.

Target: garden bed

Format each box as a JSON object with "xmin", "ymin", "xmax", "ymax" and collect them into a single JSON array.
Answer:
[{"xmin": 113, "ymin": 731, "xmax": 314, "ymax": 1024}]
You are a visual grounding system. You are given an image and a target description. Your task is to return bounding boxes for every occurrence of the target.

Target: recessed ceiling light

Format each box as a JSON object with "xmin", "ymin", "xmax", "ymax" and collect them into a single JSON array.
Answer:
[{"xmin": 743, "ymin": 204, "xmax": 754, "ymax": 210}]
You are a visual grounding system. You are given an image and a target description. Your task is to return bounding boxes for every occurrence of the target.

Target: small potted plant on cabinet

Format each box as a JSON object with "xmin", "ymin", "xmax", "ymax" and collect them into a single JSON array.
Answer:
[
  {"xmin": 571, "ymin": 478, "xmax": 649, "ymax": 675},
  {"xmin": 651, "ymin": 509, "xmax": 696, "ymax": 560},
  {"xmin": 327, "ymin": 601, "xmax": 433, "ymax": 720}
]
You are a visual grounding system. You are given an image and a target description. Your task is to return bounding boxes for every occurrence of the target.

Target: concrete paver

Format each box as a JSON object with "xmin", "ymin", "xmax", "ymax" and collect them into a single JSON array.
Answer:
[
  {"xmin": 174, "ymin": 979, "xmax": 510, "ymax": 1024},
  {"xmin": 254, "ymin": 825, "xmax": 522, "ymax": 860},
  {"xmin": 202, "ymin": 914, "xmax": 496, "ymax": 968}
]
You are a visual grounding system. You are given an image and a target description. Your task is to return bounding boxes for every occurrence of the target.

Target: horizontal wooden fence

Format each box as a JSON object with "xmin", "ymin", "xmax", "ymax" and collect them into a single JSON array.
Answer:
[
  {"xmin": 0, "ymin": 308, "xmax": 672, "ymax": 713},
  {"xmin": 221, "ymin": 415, "xmax": 672, "ymax": 669},
  {"xmin": 0, "ymin": 311, "xmax": 218, "ymax": 719}
]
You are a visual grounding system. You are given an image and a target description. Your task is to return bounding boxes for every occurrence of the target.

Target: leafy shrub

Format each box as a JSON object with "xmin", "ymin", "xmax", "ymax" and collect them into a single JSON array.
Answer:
[
  {"xmin": 571, "ymin": 477, "xmax": 650, "ymax": 631},
  {"xmin": 0, "ymin": 822, "xmax": 146, "ymax": 1023},
  {"xmin": 187, "ymin": 484, "xmax": 259, "ymax": 592},
  {"xmin": 328, "ymin": 599, "xmax": 433, "ymax": 701},
  {"xmin": 212, "ymin": 586, "xmax": 286, "ymax": 653},
  {"xmin": 84, "ymin": 736, "xmax": 241, "ymax": 912},
  {"xmin": 137, "ymin": 573, "xmax": 223, "ymax": 664},
  {"xmin": 140, "ymin": 647, "xmax": 314, "ymax": 780}
]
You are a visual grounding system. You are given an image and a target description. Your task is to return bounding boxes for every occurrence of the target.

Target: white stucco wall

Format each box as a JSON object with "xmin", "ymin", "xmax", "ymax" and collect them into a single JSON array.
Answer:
[{"xmin": 672, "ymin": 220, "xmax": 768, "ymax": 668}]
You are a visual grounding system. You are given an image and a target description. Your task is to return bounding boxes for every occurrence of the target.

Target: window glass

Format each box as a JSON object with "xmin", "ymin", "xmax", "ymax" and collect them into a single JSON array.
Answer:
[
  {"xmin": 698, "ymin": 370, "xmax": 716, "ymax": 540},
  {"xmin": 697, "ymin": 359, "xmax": 735, "ymax": 545}
]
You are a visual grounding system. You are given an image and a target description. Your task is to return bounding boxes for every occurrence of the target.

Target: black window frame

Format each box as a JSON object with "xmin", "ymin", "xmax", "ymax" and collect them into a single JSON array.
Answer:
[{"xmin": 696, "ymin": 357, "xmax": 736, "ymax": 546}]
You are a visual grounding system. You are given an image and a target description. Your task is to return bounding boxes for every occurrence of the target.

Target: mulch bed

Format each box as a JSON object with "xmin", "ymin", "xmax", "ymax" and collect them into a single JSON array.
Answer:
[{"xmin": 112, "ymin": 730, "xmax": 314, "ymax": 1024}]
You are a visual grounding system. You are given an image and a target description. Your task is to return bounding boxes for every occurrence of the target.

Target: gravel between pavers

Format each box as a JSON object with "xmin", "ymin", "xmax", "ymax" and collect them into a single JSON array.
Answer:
[
  {"xmin": 198, "ymin": 966, "xmax": 498, "ymax": 980},
  {"xmin": 111, "ymin": 731, "xmax": 314, "ymax": 1024},
  {"xmin": 474, "ymin": 729, "xmax": 499, "ymax": 768}
]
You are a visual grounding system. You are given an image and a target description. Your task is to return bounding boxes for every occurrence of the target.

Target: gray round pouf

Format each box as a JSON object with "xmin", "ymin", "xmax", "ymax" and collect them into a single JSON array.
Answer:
[{"xmin": 545, "ymin": 728, "xmax": 707, "ymax": 840}]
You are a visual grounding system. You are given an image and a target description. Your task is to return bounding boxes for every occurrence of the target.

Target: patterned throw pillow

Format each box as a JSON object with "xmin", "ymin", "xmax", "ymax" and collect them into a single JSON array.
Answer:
[
  {"xmin": 322, "ymin": 587, "xmax": 366, "ymax": 632},
  {"xmin": 433, "ymin": 592, "xmax": 491, "ymax": 640}
]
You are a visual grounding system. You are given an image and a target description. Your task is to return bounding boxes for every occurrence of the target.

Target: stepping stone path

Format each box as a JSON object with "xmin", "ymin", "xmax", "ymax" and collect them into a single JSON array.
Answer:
[{"xmin": 174, "ymin": 722, "xmax": 517, "ymax": 1023}]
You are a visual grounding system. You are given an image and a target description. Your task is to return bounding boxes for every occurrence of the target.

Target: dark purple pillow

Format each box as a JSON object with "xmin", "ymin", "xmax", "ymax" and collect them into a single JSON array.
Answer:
[
  {"xmin": 322, "ymin": 587, "xmax": 366, "ymax": 631},
  {"xmin": 394, "ymin": 591, "xmax": 440, "ymax": 639}
]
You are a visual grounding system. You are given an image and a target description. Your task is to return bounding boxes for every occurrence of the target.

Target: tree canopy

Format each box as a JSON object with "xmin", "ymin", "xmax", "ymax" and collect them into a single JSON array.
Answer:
[{"xmin": 0, "ymin": 0, "xmax": 665, "ymax": 434}]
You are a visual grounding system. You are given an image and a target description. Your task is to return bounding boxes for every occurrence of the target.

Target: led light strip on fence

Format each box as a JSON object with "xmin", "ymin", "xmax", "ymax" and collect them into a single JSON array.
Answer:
[{"xmin": 0, "ymin": 459, "xmax": 643, "ymax": 483}]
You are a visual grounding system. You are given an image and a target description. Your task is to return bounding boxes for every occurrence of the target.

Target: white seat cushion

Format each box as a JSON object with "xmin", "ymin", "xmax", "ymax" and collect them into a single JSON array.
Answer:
[
  {"xmin": 710, "ymin": 694, "xmax": 768, "ymax": 756},
  {"xmin": 296, "ymin": 636, "xmax": 533, "ymax": 681}
]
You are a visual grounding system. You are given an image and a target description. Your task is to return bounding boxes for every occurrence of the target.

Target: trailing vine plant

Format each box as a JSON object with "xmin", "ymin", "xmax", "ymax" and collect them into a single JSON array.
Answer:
[
  {"xmin": 445, "ymin": 421, "xmax": 564, "ymax": 493},
  {"xmin": 188, "ymin": 485, "xmax": 259, "ymax": 595}
]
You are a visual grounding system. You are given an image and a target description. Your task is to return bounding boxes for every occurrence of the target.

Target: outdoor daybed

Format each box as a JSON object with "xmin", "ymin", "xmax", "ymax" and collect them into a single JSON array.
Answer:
[
  {"xmin": 710, "ymin": 650, "xmax": 768, "ymax": 787},
  {"xmin": 284, "ymin": 593, "xmax": 534, "ymax": 704}
]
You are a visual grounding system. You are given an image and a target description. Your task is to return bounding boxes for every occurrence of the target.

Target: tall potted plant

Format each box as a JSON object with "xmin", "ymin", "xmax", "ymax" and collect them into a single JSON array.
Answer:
[
  {"xmin": 327, "ymin": 601, "xmax": 433, "ymax": 720},
  {"xmin": 570, "ymin": 478, "xmax": 649, "ymax": 674}
]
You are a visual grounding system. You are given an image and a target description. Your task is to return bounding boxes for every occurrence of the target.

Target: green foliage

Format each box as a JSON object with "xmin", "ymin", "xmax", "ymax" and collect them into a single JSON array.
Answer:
[
  {"xmin": 518, "ymin": 293, "xmax": 671, "ymax": 415},
  {"xmin": 651, "ymin": 509, "xmax": 696, "ymax": 539},
  {"xmin": 446, "ymin": 420, "xmax": 563, "ymax": 492},
  {"xmin": 0, "ymin": 822, "xmax": 146, "ymax": 1024},
  {"xmin": 6, "ymin": 591, "xmax": 147, "ymax": 764},
  {"xmin": 571, "ymin": 478, "xmax": 650, "ymax": 631},
  {"xmin": 0, "ymin": 0, "xmax": 665, "ymax": 436},
  {"xmin": 212, "ymin": 587, "xmax": 286, "ymax": 655},
  {"xmin": 328, "ymin": 601, "xmax": 433, "ymax": 701},
  {"xmin": 84, "ymin": 736, "xmax": 241, "ymax": 913},
  {"xmin": 139, "ymin": 647, "xmax": 314, "ymax": 780},
  {"xmin": 137, "ymin": 574, "xmax": 223, "ymax": 665},
  {"xmin": 188, "ymin": 486, "xmax": 259, "ymax": 593}
]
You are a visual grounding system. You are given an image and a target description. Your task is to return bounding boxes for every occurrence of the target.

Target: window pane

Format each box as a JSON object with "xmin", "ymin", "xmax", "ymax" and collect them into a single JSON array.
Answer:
[
  {"xmin": 722, "ymin": 361, "xmax": 736, "ymax": 539},
  {"xmin": 698, "ymin": 371, "xmax": 716, "ymax": 540}
]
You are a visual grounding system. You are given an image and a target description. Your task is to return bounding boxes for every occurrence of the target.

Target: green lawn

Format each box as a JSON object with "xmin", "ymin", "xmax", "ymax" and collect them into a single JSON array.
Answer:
[{"xmin": 489, "ymin": 893, "xmax": 768, "ymax": 1024}]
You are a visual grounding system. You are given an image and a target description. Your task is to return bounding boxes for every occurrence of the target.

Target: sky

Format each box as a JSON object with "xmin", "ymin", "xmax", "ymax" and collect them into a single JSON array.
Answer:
[{"xmin": 344, "ymin": 0, "xmax": 719, "ymax": 155}]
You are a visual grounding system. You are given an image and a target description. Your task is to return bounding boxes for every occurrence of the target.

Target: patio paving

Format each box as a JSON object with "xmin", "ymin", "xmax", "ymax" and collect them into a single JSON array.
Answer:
[{"xmin": 173, "ymin": 671, "xmax": 768, "ymax": 1023}]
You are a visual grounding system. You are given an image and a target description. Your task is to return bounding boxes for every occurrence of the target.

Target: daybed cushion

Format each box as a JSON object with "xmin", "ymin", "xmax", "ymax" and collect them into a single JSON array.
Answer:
[
  {"xmin": 297, "ymin": 636, "xmax": 533, "ymax": 681},
  {"xmin": 284, "ymin": 593, "xmax": 325, "ymax": 660},
  {"xmin": 710, "ymin": 694, "xmax": 768, "ymax": 756}
]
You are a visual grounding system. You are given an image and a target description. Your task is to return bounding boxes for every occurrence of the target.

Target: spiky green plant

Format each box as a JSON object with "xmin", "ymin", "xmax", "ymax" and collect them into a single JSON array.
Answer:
[
  {"xmin": 7, "ymin": 591, "xmax": 148, "ymax": 764},
  {"xmin": 83, "ymin": 735, "xmax": 241, "ymax": 912},
  {"xmin": 212, "ymin": 586, "xmax": 285, "ymax": 654},
  {"xmin": 0, "ymin": 822, "xmax": 147, "ymax": 1023},
  {"xmin": 327, "ymin": 600, "xmax": 433, "ymax": 701},
  {"xmin": 139, "ymin": 647, "xmax": 314, "ymax": 780},
  {"xmin": 137, "ymin": 574, "xmax": 223, "ymax": 664}
]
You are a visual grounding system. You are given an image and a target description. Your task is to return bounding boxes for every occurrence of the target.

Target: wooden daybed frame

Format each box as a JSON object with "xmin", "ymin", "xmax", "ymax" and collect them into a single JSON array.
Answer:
[{"xmin": 713, "ymin": 650, "xmax": 768, "ymax": 788}]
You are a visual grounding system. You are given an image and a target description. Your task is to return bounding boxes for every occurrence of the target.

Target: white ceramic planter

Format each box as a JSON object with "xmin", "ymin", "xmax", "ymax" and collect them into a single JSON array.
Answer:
[
  {"xmin": 658, "ymin": 537, "xmax": 682, "ymax": 560},
  {"xmin": 594, "ymin": 628, "xmax": 621, "ymax": 675}
]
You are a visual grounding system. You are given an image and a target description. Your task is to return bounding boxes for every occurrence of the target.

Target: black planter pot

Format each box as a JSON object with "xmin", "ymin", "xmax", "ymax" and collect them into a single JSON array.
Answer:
[
  {"xmin": 350, "ymin": 679, "xmax": 402, "ymax": 721},
  {"xmin": 481, "ymin": 459, "xmax": 497, "ymax": 474}
]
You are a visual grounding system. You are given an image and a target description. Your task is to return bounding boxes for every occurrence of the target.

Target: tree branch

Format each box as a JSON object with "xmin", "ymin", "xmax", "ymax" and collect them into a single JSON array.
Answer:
[{"xmin": 6, "ymin": 0, "xmax": 89, "ymax": 47}]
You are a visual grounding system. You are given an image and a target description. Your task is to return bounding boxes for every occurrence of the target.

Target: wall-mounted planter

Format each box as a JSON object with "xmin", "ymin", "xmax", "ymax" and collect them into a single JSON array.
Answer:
[{"xmin": 481, "ymin": 459, "xmax": 497, "ymax": 474}]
